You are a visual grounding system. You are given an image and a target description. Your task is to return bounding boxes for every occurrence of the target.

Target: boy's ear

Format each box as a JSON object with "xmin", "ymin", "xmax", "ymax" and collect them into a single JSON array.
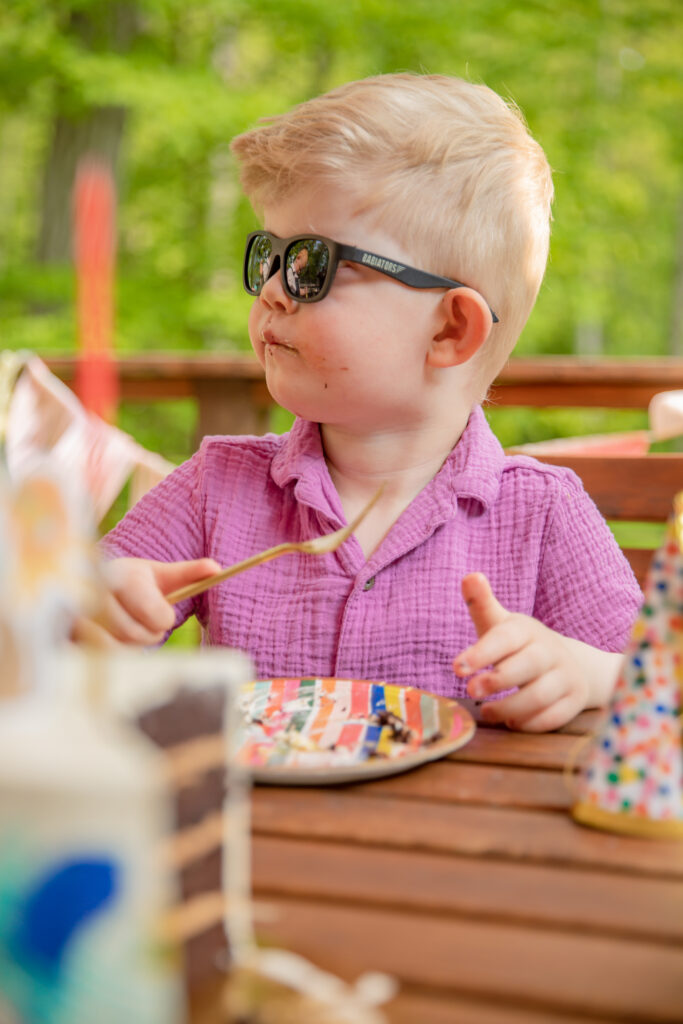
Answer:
[{"xmin": 427, "ymin": 288, "xmax": 494, "ymax": 369}]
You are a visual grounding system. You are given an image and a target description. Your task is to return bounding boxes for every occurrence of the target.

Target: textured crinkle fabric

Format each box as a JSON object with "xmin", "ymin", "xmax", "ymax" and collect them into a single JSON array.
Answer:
[{"xmin": 101, "ymin": 407, "xmax": 643, "ymax": 698}]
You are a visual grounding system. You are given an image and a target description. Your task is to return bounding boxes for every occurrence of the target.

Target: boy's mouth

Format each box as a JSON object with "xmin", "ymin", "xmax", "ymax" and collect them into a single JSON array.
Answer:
[{"xmin": 261, "ymin": 326, "xmax": 296, "ymax": 352}]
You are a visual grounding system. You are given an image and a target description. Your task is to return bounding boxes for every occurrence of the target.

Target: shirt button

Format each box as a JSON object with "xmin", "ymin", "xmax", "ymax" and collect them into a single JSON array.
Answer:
[{"xmin": 363, "ymin": 576, "xmax": 376, "ymax": 591}]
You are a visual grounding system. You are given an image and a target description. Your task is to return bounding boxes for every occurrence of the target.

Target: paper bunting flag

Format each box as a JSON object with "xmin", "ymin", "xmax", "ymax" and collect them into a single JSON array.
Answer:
[{"xmin": 572, "ymin": 496, "xmax": 683, "ymax": 838}]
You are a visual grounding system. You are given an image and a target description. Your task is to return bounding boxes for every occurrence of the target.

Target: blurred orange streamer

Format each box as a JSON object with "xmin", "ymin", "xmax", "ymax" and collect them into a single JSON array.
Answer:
[{"xmin": 73, "ymin": 160, "xmax": 119, "ymax": 423}]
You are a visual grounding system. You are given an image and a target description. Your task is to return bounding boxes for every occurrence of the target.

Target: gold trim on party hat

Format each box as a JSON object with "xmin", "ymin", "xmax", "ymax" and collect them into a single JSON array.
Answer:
[
  {"xmin": 674, "ymin": 491, "xmax": 683, "ymax": 552},
  {"xmin": 572, "ymin": 798, "xmax": 683, "ymax": 838}
]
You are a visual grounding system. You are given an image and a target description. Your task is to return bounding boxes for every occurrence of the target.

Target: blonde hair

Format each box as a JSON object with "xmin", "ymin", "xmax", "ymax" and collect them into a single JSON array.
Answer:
[{"xmin": 231, "ymin": 73, "xmax": 553, "ymax": 399}]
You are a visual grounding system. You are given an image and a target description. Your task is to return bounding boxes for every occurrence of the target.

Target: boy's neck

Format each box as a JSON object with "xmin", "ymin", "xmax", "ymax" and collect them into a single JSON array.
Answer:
[{"xmin": 321, "ymin": 412, "xmax": 471, "ymax": 559}]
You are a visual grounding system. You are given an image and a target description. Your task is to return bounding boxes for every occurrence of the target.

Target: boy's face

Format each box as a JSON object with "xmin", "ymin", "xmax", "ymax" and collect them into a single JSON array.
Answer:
[
  {"xmin": 293, "ymin": 248, "xmax": 308, "ymax": 271},
  {"xmin": 248, "ymin": 190, "xmax": 446, "ymax": 432}
]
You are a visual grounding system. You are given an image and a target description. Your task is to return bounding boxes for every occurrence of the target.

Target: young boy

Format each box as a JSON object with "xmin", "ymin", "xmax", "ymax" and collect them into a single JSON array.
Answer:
[{"xmin": 90, "ymin": 73, "xmax": 642, "ymax": 732}]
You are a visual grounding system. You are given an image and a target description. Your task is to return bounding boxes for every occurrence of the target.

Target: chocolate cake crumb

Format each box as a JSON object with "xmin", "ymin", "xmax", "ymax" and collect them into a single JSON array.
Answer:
[{"xmin": 370, "ymin": 709, "xmax": 413, "ymax": 743}]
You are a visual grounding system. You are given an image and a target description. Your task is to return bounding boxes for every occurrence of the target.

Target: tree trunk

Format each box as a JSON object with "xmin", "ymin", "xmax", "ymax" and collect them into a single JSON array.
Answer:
[
  {"xmin": 36, "ymin": 106, "xmax": 126, "ymax": 265},
  {"xmin": 35, "ymin": 2, "xmax": 138, "ymax": 265}
]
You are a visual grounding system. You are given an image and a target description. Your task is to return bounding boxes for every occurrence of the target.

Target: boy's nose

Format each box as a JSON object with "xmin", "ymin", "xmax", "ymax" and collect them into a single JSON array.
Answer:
[{"xmin": 259, "ymin": 258, "xmax": 297, "ymax": 312}]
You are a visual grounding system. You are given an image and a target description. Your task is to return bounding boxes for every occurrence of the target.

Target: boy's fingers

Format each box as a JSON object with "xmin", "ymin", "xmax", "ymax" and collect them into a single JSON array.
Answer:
[
  {"xmin": 151, "ymin": 558, "xmax": 222, "ymax": 595},
  {"xmin": 467, "ymin": 642, "xmax": 552, "ymax": 693},
  {"xmin": 461, "ymin": 572, "xmax": 508, "ymax": 638},
  {"xmin": 90, "ymin": 557, "xmax": 217, "ymax": 647},
  {"xmin": 71, "ymin": 615, "xmax": 120, "ymax": 649},
  {"xmin": 104, "ymin": 559, "xmax": 176, "ymax": 632},
  {"xmin": 118, "ymin": 586, "xmax": 175, "ymax": 633},
  {"xmin": 479, "ymin": 671, "xmax": 565, "ymax": 723},
  {"xmin": 95, "ymin": 590, "xmax": 168, "ymax": 646},
  {"xmin": 457, "ymin": 620, "xmax": 529, "ymax": 677},
  {"xmin": 487, "ymin": 692, "xmax": 583, "ymax": 734}
]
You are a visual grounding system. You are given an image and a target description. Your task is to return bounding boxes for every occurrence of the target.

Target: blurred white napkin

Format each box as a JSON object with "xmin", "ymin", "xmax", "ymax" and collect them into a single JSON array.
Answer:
[{"xmin": 648, "ymin": 390, "xmax": 683, "ymax": 442}]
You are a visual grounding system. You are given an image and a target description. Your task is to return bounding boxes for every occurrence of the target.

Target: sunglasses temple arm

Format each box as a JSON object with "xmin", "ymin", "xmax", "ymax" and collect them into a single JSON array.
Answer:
[{"xmin": 343, "ymin": 245, "xmax": 499, "ymax": 323}]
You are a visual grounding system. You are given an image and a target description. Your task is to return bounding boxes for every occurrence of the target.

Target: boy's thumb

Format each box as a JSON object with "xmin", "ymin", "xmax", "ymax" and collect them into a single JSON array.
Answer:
[
  {"xmin": 152, "ymin": 558, "xmax": 221, "ymax": 595},
  {"xmin": 462, "ymin": 572, "xmax": 508, "ymax": 638}
]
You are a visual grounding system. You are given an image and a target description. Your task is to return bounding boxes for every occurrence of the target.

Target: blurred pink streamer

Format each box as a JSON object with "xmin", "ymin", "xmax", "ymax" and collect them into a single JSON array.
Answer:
[{"xmin": 73, "ymin": 160, "xmax": 119, "ymax": 424}]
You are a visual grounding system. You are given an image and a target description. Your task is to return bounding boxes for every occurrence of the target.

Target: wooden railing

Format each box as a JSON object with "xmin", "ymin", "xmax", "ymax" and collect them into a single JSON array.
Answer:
[
  {"xmin": 46, "ymin": 352, "xmax": 272, "ymax": 439},
  {"xmin": 45, "ymin": 353, "xmax": 683, "ymax": 585},
  {"xmin": 46, "ymin": 353, "xmax": 683, "ymax": 435},
  {"xmin": 488, "ymin": 356, "xmax": 683, "ymax": 408}
]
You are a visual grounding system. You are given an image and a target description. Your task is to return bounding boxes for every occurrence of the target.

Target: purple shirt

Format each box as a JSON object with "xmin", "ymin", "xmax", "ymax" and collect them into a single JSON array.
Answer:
[{"xmin": 102, "ymin": 407, "xmax": 642, "ymax": 698}]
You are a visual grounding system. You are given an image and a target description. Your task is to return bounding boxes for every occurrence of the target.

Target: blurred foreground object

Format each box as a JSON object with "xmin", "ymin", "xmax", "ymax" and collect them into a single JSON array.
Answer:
[
  {"xmin": 0, "ymin": 454, "xmax": 185, "ymax": 1020},
  {"xmin": 0, "ymin": 457, "xmax": 97, "ymax": 699},
  {"xmin": 648, "ymin": 389, "xmax": 683, "ymax": 443},
  {"xmin": 572, "ymin": 493, "xmax": 683, "ymax": 838},
  {"xmin": 73, "ymin": 160, "xmax": 118, "ymax": 424},
  {"xmin": 78, "ymin": 647, "xmax": 254, "ymax": 1013},
  {"xmin": 0, "ymin": 672, "xmax": 184, "ymax": 1023},
  {"xmin": 223, "ymin": 948, "xmax": 395, "ymax": 1024},
  {"xmin": 0, "ymin": 440, "xmax": 391, "ymax": 1019},
  {"xmin": 0, "ymin": 350, "xmax": 173, "ymax": 523},
  {"xmin": 0, "ymin": 435, "xmax": 255, "ymax": 1018}
]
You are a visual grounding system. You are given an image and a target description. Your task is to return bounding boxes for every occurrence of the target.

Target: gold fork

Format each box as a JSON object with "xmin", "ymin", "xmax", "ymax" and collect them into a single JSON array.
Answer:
[{"xmin": 166, "ymin": 485, "xmax": 384, "ymax": 605}]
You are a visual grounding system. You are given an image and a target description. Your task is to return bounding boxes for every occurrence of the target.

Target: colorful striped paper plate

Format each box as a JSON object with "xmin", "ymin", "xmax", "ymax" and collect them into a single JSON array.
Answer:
[{"xmin": 236, "ymin": 677, "xmax": 476, "ymax": 784}]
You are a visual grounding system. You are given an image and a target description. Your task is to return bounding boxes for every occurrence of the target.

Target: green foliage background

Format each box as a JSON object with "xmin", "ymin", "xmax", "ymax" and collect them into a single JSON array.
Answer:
[{"xmin": 0, "ymin": 0, "xmax": 682, "ymax": 466}]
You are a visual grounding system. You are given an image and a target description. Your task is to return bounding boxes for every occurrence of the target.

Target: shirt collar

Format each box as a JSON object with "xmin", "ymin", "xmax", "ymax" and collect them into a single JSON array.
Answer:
[
  {"xmin": 271, "ymin": 418, "xmax": 345, "ymax": 524},
  {"xmin": 271, "ymin": 405, "xmax": 505, "ymax": 522},
  {"xmin": 445, "ymin": 404, "xmax": 505, "ymax": 512}
]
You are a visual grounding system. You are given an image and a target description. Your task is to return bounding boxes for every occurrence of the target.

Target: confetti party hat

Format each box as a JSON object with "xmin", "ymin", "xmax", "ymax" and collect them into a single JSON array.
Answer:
[{"xmin": 572, "ymin": 495, "xmax": 683, "ymax": 839}]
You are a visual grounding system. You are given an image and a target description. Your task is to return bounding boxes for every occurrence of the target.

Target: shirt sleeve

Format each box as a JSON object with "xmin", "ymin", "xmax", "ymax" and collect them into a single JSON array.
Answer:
[
  {"xmin": 532, "ymin": 469, "xmax": 643, "ymax": 652},
  {"xmin": 101, "ymin": 447, "xmax": 206, "ymax": 563},
  {"xmin": 99, "ymin": 446, "xmax": 209, "ymax": 631}
]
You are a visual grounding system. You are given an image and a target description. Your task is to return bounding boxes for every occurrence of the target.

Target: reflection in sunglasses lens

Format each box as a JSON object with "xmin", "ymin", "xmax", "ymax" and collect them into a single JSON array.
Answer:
[
  {"xmin": 285, "ymin": 239, "xmax": 329, "ymax": 299},
  {"xmin": 245, "ymin": 235, "xmax": 270, "ymax": 293},
  {"xmin": 247, "ymin": 235, "xmax": 333, "ymax": 300}
]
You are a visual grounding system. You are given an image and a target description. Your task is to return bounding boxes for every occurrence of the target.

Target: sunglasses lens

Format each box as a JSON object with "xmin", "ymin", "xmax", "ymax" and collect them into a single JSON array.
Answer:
[
  {"xmin": 245, "ymin": 234, "xmax": 273, "ymax": 294},
  {"xmin": 285, "ymin": 238, "xmax": 330, "ymax": 300}
]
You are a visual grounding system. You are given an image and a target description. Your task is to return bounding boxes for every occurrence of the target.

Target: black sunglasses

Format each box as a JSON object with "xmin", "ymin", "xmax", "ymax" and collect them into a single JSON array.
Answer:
[{"xmin": 243, "ymin": 231, "xmax": 499, "ymax": 323}]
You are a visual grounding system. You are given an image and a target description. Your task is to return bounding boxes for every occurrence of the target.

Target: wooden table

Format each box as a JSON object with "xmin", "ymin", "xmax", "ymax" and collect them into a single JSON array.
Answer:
[{"xmin": 246, "ymin": 705, "xmax": 683, "ymax": 1023}]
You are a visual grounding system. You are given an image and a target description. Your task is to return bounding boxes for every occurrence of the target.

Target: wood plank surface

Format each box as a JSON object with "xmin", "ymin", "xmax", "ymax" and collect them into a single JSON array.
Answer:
[
  {"xmin": 252, "ymin": 835, "xmax": 683, "ymax": 941},
  {"xmin": 623, "ymin": 546, "xmax": 656, "ymax": 587},
  {"xmin": 476, "ymin": 706, "xmax": 604, "ymax": 736},
  {"xmin": 44, "ymin": 353, "xmax": 683, "ymax": 405},
  {"xmin": 46, "ymin": 352, "xmax": 267, "ymax": 383},
  {"xmin": 533, "ymin": 453, "xmax": 683, "ymax": 521},
  {"xmin": 347, "ymin": 760, "xmax": 572, "ymax": 810},
  {"xmin": 190, "ymin": 978, "xmax": 616, "ymax": 1024},
  {"xmin": 489, "ymin": 381, "xmax": 672, "ymax": 409},
  {"xmin": 557, "ymin": 708, "xmax": 604, "ymax": 735},
  {"xmin": 243, "ymin": 711, "xmax": 683, "ymax": 1024},
  {"xmin": 387, "ymin": 991, "xmax": 609, "ymax": 1024},
  {"xmin": 251, "ymin": 788, "xmax": 683, "ymax": 877},
  {"xmin": 489, "ymin": 356, "xmax": 683, "ymax": 408},
  {"xmin": 253, "ymin": 897, "xmax": 683, "ymax": 1022},
  {"xmin": 450, "ymin": 728, "xmax": 587, "ymax": 770}
]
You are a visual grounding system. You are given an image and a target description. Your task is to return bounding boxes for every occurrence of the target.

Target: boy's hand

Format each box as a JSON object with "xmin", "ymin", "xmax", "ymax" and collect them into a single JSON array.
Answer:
[
  {"xmin": 453, "ymin": 572, "xmax": 620, "ymax": 732},
  {"xmin": 72, "ymin": 556, "xmax": 221, "ymax": 648}
]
